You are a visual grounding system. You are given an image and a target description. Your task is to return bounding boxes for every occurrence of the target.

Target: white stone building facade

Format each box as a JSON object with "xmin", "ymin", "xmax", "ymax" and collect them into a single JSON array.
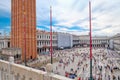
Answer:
[
  {"xmin": 0, "ymin": 35, "xmax": 10, "ymax": 50},
  {"xmin": 110, "ymin": 33, "xmax": 120, "ymax": 53},
  {"xmin": 57, "ymin": 32, "xmax": 73, "ymax": 49},
  {"xmin": 37, "ymin": 30, "xmax": 57, "ymax": 54},
  {"xmin": 79, "ymin": 35, "xmax": 109, "ymax": 47},
  {"xmin": 72, "ymin": 35, "xmax": 80, "ymax": 47},
  {"xmin": 0, "ymin": 31, "xmax": 120, "ymax": 54}
]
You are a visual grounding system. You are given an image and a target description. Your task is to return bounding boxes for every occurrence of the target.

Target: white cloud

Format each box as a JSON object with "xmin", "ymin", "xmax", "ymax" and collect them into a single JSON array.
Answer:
[
  {"xmin": 0, "ymin": 0, "xmax": 120, "ymax": 36},
  {"xmin": 37, "ymin": 27, "xmax": 45, "ymax": 31},
  {"xmin": 0, "ymin": 0, "xmax": 11, "ymax": 12},
  {"xmin": 67, "ymin": 31, "xmax": 89, "ymax": 36}
]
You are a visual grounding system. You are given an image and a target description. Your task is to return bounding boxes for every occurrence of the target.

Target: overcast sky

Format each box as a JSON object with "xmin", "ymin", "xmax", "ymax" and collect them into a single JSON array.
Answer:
[{"xmin": 0, "ymin": 0, "xmax": 120, "ymax": 36}]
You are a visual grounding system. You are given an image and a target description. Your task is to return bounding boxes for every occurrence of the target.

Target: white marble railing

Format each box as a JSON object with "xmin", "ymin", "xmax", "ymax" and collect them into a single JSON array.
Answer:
[{"xmin": 0, "ymin": 60, "xmax": 73, "ymax": 80}]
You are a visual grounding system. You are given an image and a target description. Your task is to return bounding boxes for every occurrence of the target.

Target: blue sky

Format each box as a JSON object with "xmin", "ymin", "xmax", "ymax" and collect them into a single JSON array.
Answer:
[{"xmin": 0, "ymin": 0, "xmax": 120, "ymax": 36}]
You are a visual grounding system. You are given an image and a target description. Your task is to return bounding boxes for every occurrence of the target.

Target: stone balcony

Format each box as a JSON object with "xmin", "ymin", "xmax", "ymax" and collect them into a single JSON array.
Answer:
[{"xmin": 0, "ymin": 60, "xmax": 73, "ymax": 80}]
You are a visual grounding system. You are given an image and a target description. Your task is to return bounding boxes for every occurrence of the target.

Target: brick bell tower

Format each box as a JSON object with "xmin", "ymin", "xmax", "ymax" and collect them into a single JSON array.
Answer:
[{"xmin": 11, "ymin": 0, "xmax": 37, "ymax": 61}]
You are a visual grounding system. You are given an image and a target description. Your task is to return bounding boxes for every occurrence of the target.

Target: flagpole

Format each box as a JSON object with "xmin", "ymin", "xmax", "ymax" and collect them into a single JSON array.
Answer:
[
  {"xmin": 50, "ymin": 6, "xmax": 53, "ymax": 64},
  {"xmin": 89, "ymin": 0, "xmax": 93, "ymax": 80}
]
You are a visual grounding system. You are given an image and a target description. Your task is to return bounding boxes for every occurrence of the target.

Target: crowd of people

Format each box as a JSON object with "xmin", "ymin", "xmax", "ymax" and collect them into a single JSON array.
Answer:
[
  {"xmin": 27, "ymin": 47, "xmax": 120, "ymax": 80},
  {"xmin": 52, "ymin": 47, "xmax": 120, "ymax": 80}
]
